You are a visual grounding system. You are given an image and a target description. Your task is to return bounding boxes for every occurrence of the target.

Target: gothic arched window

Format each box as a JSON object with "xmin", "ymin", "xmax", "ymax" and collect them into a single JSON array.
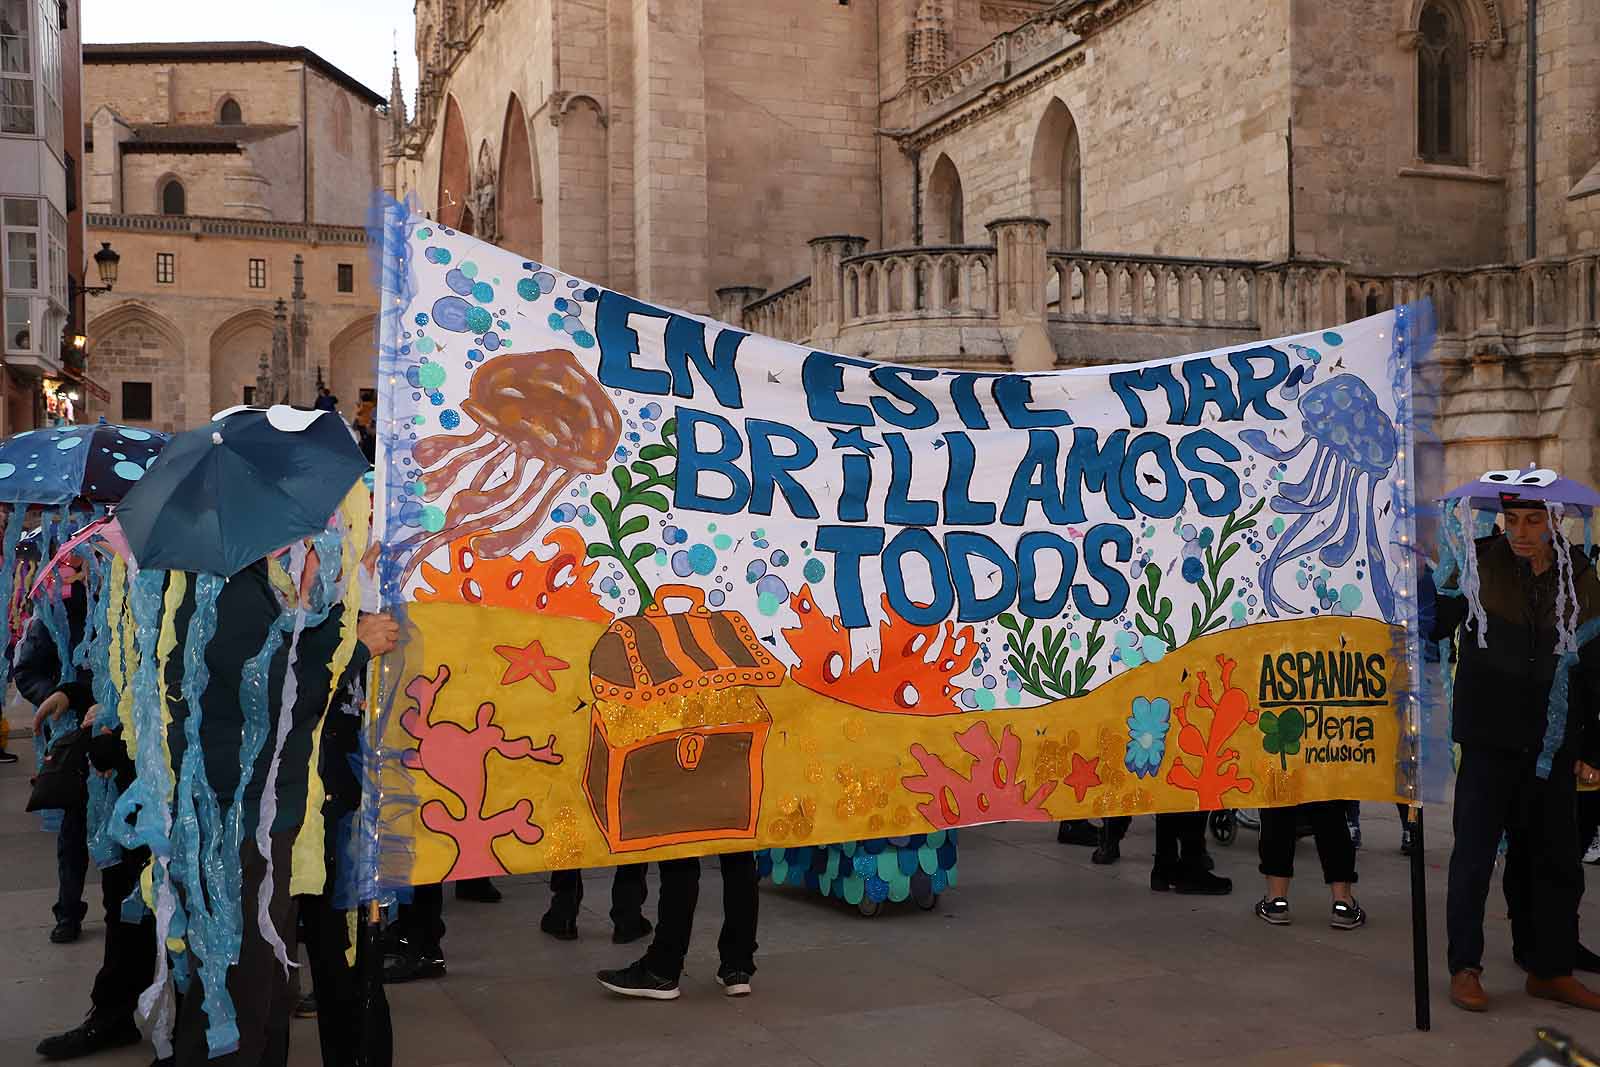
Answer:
[
  {"xmin": 1417, "ymin": 1, "xmax": 1468, "ymax": 165},
  {"xmin": 219, "ymin": 97, "xmax": 242, "ymax": 125},
  {"xmin": 160, "ymin": 178, "xmax": 186, "ymax": 216}
]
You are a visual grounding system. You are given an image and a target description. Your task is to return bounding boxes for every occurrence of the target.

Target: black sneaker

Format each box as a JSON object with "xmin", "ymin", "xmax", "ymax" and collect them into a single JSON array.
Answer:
[
  {"xmin": 37, "ymin": 1016, "xmax": 142, "ymax": 1060},
  {"xmin": 597, "ymin": 961, "xmax": 679, "ymax": 1000},
  {"xmin": 49, "ymin": 917, "xmax": 81, "ymax": 944},
  {"xmin": 1056, "ymin": 820, "xmax": 1098, "ymax": 847},
  {"xmin": 0, "ymin": 747, "xmax": 18, "ymax": 763},
  {"xmin": 293, "ymin": 992, "xmax": 318, "ymax": 1018},
  {"xmin": 1331, "ymin": 899, "xmax": 1366, "ymax": 930},
  {"xmin": 540, "ymin": 911, "xmax": 578, "ymax": 942},
  {"xmin": 383, "ymin": 941, "xmax": 446, "ymax": 983},
  {"xmin": 716, "ymin": 967, "xmax": 753, "ymax": 997},
  {"xmin": 612, "ymin": 917, "xmax": 653, "ymax": 945},
  {"xmin": 454, "ymin": 878, "xmax": 502, "ymax": 903},
  {"xmin": 1255, "ymin": 896, "xmax": 1292, "ymax": 925}
]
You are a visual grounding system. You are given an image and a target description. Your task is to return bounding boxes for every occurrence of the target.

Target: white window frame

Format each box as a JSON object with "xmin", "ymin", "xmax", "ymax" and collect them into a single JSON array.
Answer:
[
  {"xmin": 35, "ymin": 0, "xmax": 59, "ymax": 158},
  {"xmin": 2, "ymin": 195, "xmax": 64, "ymax": 358},
  {"xmin": 0, "ymin": 0, "xmax": 35, "ymax": 135}
]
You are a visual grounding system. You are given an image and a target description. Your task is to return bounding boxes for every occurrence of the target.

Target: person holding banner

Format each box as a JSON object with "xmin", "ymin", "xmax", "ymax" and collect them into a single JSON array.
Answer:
[{"xmin": 1435, "ymin": 489, "xmax": 1600, "ymax": 1014}]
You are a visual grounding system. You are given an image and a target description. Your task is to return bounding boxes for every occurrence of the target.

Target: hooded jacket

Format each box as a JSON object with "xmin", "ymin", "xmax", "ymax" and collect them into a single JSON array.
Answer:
[
  {"xmin": 12, "ymin": 580, "xmax": 93, "ymax": 712},
  {"xmin": 1432, "ymin": 534, "xmax": 1600, "ymax": 759}
]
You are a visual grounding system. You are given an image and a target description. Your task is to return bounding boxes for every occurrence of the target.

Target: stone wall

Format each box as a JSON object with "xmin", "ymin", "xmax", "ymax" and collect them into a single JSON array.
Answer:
[
  {"xmin": 909, "ymin": 0, "xmax": 1292, "ymax": 258},
  {"xmin": 84, "ymin": 59, "xmax": 304, "ymax": 126},
  {"xmin": 84, "ymin": 223, "xmax": 372, "ymax": 431},
  {"xmin": 306, "ymin": 70, "xmax": 383, "ymax": 227},
  {"xmin": 1289, "ymin": 0, "xmax": 1513, "ymax": 272}
]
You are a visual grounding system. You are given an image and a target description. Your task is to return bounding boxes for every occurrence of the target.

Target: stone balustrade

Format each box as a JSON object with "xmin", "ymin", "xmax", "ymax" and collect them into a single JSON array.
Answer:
[
  {"xmin": 730, "ymin": 227, "xmax": 1600, "ymax": 372},
  {"xmin": 88, "ymin": 212, "xmax": 368, "ymax": 246}
]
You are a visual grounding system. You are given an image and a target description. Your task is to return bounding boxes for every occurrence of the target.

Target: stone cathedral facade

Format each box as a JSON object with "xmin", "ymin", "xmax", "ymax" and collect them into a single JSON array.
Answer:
[{"xmin": 385, "ymin": 0, "xmax": 1600, "ymax": 488}]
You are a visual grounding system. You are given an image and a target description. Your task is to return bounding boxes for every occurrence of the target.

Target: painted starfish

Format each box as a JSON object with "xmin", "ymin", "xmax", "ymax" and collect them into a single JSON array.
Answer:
[
  {"xmin": 1062, "ymin": 752, "xmax": 1103, "ymax": 803},
  {"xmin": 493, "ymin": 639, "xmax": 570, "ymax": 691}
]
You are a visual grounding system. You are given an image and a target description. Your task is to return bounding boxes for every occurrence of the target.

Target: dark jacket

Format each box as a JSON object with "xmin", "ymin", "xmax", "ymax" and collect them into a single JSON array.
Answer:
[
  {"xmin": 163, "ymin": 561, "xmax": 370, "ymax": 838},
  {"xmin": 13, "ymin": 581, "xmax": 93, "ymax": 712},
  {"xmin": 1433, "ymin": 535, "xmax": 1600, "ymax": 758}
]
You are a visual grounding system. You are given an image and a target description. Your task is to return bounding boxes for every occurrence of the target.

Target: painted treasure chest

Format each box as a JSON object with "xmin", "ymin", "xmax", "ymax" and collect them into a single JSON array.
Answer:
[{"xmin": 584, "ymin": 584, "xmax": 782, "ymax": 852}]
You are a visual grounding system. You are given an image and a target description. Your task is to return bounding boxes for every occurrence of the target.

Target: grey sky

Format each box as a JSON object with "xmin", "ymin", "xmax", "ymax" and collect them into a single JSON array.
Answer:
[{"xmin": 82, "ymin": 0, "xmax": 417, "ymax": 106}]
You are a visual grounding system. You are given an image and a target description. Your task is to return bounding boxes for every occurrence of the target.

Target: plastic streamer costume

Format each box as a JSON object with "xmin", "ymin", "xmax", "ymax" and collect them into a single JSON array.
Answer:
[{"xmin": 93, "ymin": 479, "xmax": 374, "ymax": 1058}]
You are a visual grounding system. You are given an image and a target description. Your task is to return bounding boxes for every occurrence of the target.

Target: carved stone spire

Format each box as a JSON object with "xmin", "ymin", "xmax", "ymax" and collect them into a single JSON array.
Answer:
[
  {"xmin": 387, "ymin": 48, "xmax": 407, "ymax": 148},
  {"xmin": 908, "ymin": 1, "xmax": 949, "ymax": 82}
]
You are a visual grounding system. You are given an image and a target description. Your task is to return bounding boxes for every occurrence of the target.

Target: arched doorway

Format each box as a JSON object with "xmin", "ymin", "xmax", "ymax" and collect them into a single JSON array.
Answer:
[
  {"xmin": 498, "ymin": 94, "xmax": 542, "ymax": 260},
  {"xmin": 327, "ymin": 315, "xmax": 378, "ymax": 420},
  {"xmin": 1030, "ymin": 99, "xmax": 1081, "ymax": 250},
  {"xmin": 86, "ymin": 302, "xmax": 188, "ymax": 430},
  {"xmin": 926, "ymin": 154, "xmax": 964, "ymax": 245},
  {"xmin": 437, "ymin": 95, "xmax": 471, "ymax": 230},
  {"xmin": 209, "ymin": 309, "xmax": 275, "ymax": 416}
]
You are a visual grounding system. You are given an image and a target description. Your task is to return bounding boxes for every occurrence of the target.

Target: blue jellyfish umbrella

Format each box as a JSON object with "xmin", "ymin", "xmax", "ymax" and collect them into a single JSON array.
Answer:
[{"xmin": 0, "ymin": 421, "xmax": 169, "ymax": 505}]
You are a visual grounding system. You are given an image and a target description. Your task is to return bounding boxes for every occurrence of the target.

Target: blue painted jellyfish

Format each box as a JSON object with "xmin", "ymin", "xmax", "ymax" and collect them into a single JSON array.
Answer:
[{"xmin": 1239, "ymin": 374, "xmax": 1398, "ymax": 620}]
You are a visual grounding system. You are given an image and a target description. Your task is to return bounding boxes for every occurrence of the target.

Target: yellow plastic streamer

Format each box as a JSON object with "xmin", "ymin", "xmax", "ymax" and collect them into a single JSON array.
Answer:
[
  {"xmin": 156, "ymin": 572, "xmax": 185, "ymax": 777},
  {"xmin": 290, "ymin": 483, "xmax": 369, "ymax": 897},
  {"xmin": 109, "ymin": 558, "xmax": 138, "ymax": 761}
]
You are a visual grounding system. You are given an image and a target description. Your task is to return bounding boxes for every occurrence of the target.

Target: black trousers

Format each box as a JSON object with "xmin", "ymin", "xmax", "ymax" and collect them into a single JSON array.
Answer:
[
  {"xmin": 174, "ymin": 832, "xmax": 297, "ymax": 1067},
  {"xmin": 1258, "ymin": 801, "xmax": 1357, "ymax": 884},
  {"xmin": 300, "ymin": 893, "xmax": 391, "ymax": 1067},
  {"xmin": 88, "ymin": 846, "xmax": 156, "ymax": 1025},
  {"xmin": 393, "ymin": 883, "xmax": 445, "ymax": 956},
  {"xmin": 547, "ymin": 864, "xmax": 647, "ymax": 927},
  {"xmin": 1153, "ymin": 812, "xmax": 1208, "ymax": 871},
  {"xmin": 55, "ymin": 802, "xmax": 89, "ymax": 924},
  {"xmin": 1447, "ymin": 746, "xmax": 1582, "ymax": 979},
  {"xmin": 640, "ymin": 852, "xmax": 758, "ymax": 981}
]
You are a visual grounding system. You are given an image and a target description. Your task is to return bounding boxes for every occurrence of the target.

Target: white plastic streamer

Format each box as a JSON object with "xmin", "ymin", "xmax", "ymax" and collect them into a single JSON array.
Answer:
[
  {"xmin": 1457, "ymin": 497, "xmax": 1489, "ymax": 647},
  {"xmin": 1549, "ymin": 503, "xmax": 1579, "ymax": 655},
  {"xmin": 252, "ymin": 543, "xmax": 308, "ymax": 973}
]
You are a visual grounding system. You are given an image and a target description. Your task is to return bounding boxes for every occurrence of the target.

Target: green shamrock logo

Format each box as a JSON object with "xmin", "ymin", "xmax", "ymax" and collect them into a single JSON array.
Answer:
[{"xmin": 1259, "ymin": 708, "xmax": 1306, "ymax": 771}]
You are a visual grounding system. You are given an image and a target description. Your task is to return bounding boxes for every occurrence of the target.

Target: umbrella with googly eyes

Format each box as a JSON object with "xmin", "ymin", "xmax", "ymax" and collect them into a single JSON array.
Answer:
[{"xmin": 1441, "ymin": 465, "xmax": 1600, "ymax": 514}]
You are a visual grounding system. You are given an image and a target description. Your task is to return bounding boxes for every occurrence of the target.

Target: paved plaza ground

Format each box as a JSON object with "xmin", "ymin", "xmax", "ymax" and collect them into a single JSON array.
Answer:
[{"xmin": 2, "ymin": 735, "xmax": 1595, "ymax": 1066}]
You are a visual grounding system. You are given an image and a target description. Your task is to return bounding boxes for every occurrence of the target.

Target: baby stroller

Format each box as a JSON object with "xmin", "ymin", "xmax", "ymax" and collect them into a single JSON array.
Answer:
[{"xmin": 1210, "ymin": 808, "xmax": 1317, "ymax": 845}]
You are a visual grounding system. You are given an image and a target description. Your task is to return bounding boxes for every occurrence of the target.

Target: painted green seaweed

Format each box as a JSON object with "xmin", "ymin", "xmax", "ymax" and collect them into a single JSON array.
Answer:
[
  {"xmin": 999, "ymin": 614, "xmax": 1105, "ymax": 700},
  {"xmin": 1134, "ymin": 563, "xmax": 1178, "ymax": 650},
  {"xmin": 587, "ymin": 417, "xmax": 676, "ymax": 610},
  {"xmin": 1187, "ymin": 499, "xmax": 1265, "ymax": 642}
]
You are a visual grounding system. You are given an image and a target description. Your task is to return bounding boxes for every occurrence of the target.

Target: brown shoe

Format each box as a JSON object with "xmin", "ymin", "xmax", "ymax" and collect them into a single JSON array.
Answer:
[
  {"xmin": 1527, "ymin": 974, "xmax": 1600, "ymax": 1011},
  {"xmin": 1450, "ymin": 969, "xmax": 1489, "ymax": 1012}
]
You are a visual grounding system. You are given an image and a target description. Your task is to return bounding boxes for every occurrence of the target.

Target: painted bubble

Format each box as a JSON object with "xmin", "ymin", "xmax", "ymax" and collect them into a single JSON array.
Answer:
[
  {"xmin": 466, "ymin": 307, "xmax": 493, "ymax": 333},
  {"xmin": 757, "ymin": 591, "xmax": 782, "ymax": 617},
  {"xmin": 417, "ymin": 363, "xmax": 447, "ymax": 390},
  {"xmin": 439, "ymin": 410, "xmax": 461, "ymax": 431},
  {"xmin": 770, "ymin": 549, "xmax": 789, "ymax": 567},
  {"xmin": 803, "ymin": 558, "xmax": 826, "ymax": 583},
  {"xmin": 708, "ymin": 589, "xmax": 726, "ymax": 607},
  {"xmin": 517, "ymin": 278, "xmax": 540, "ymax": 300},
  {"xmin": 445, "ymin": 269, "xmax": 475, "ymax": 296},
  {"xmin": 687, "ymin": 543, "xmax": 717, "ymax": 576},
  {"xmin": 430, "ymin": 296, "xmax": 474, "ymax": 332},
  {"xmin": 424, "ymin": 246, "xmax": 450, "ymax": 264},
  {"xmin": 572, "ymin": 331, "xmax": 595, "ymax": 348},
  {"xmin": 472, "ymin": 281, "xmax": 494, "ymax": 304},
  {"xmin": 639, "ymin": 403, "xmax": 662, "ymax": 420},
  {"xmin": 481, "ymin": 332, "xmax": 502, "ymax": 351},
  {"xmin": 459, "ymin": 261, "xmax": 479, "ymax": 279},
  {"xmin": 755, "ymin": 574, "xmax": 789, "ymax": 602},
  {"xmin": 1338, "ymin": 583, "xmax": 1363, "ymax": 614},
  {"xmin": 414, "ymin": 337, "xmax": 435, "ymax": 354},
  {"xmin": 414, "ymin": 313, "xmax": 430, "ymax": 326},
  {"xmin": 1322, "ymin": 331, "xmax": 1343, "ymax": 346},
  {"xmin": 671, "ymin": 550, "xmax": 694, "ymax": 577}
]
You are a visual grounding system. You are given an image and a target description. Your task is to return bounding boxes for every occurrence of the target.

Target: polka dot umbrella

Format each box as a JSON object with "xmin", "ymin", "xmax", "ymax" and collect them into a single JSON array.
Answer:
[{"xmin": 0, "ymin": 420, "xmax": 169, "ymax": 505}]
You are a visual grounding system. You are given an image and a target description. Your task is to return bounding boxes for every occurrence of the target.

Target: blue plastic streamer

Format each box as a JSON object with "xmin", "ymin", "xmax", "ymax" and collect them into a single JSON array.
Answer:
[
  {"xmin": 1537, "ymin": 615, "xmax": 1600, "ymax": 779},
  {"xmin": 168, "ymin": 571, "xmax": 241, "ymax": 1057},
  {"xmin": 366, "ymin": 191, "xmax": 423, "ymax": 899},
  {"xmin": 0, "ymin": 504, "xmax": 25, "ymax": 694},
  {"xmin": 1383, "ymin": 300, "xmax": 1447, "ymax": 805}
]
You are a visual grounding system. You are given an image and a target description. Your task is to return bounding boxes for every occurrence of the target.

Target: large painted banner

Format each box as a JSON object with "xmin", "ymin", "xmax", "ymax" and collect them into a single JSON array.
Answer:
[{"xmin": 374, "ymin": 211, "xmax": 1425, "ymax": 885}]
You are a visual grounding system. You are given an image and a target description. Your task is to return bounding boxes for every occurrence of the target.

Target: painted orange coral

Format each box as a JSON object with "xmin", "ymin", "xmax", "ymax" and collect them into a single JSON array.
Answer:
[
  {"xmin": 416, "ymin": 526, "xmax": 608, "ymax": 621},
  {"xmin": 1166, "ymin": 654, "xmax": 1258, "ymax": 810}
]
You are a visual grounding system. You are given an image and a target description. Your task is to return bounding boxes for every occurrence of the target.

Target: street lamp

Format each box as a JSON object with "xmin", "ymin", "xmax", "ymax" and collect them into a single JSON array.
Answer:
[
  {"xmin": 67, "ymin": 241, "xmax": 119, "ymax": 349},
  {"xmin": 86, "ymin": 242, "xmax": 120, "ymax": 293}
]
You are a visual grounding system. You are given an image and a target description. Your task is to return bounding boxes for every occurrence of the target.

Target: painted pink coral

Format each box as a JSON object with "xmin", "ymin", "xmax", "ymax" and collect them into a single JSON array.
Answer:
[
  {"xmin": 901, "ymin": 721, "xmax": 1056, "ymax": 829},
  {"xmin": 400, "ymin": 664, "xmax": 563, "ymax": 880}
]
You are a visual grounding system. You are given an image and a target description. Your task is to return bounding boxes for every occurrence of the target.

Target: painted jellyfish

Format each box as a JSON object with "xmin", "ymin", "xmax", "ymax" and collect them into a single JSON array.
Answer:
[
  {"xmin": 1239, "ymin": 373, "xmax": 1398, "ymax": 620},
  {"xmin": 399, "ymin": 349, "xmax": 621, "ymax": 583}
]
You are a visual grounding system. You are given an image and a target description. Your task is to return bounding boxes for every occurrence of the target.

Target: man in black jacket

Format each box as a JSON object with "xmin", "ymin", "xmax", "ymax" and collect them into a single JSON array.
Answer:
[
  {"xmin": 17, "ymin": 572, "xmax": 92, "ymax": 944},
  {"xmin": 1435, "ymin": 499, "xmax": 1600, "ymax": 1013}
]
